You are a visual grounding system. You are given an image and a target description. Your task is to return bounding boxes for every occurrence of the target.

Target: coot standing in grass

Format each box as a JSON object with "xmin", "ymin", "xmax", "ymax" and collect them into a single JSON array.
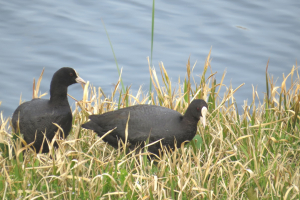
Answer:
[
  {"xmin": 12, "ymin": 67, "xmax": 86, "ymax": 153},
  {"xmin": 82, "ymin": 99, "xmax": 208, "ymax": 156}
]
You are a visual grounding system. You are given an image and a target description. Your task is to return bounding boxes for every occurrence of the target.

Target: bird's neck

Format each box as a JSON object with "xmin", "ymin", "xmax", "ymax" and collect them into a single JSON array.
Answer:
[
  {"xmin": 49, "ymin": 83, "xmax": 69, "ymax": 105},
  {"xmin": 183, "ymin": 107, "xmax": 199, "ymax": 124},
  {"xmin": 182, "ymin": 114, "xmax": 199, "ymax": 125},
  {"xmin": 181, "ymin": 115, "xmax": 198, "ymax": 140}
]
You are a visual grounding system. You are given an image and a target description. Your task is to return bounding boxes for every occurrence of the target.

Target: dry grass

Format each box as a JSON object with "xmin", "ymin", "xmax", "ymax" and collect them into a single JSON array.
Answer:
[{"xmin": 0, "ymin": 52, "xmax": 300, "ymax": 199}]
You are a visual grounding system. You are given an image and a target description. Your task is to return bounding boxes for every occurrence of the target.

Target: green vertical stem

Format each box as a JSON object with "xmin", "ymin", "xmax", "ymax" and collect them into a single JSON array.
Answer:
[
  {"xmin": 101, "ymin": 19, "xmax": 125, "ymax": 93},
  {"xmin": 149, "ymin": 0, "xmax": 155, "ymax": 97},
  {"xmin": 265, "ymin": 60, "xmax": 269, "ymax": 107}
]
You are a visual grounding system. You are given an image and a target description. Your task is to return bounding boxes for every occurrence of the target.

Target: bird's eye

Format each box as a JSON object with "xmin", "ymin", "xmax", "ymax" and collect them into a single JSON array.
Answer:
[
  {"xmin": 70, "ymin": 73, "xmax": 73, "ymax": 77},
  {"xmin": 197, "ymin": 107, "xmax": 200, "ymax": 111}
]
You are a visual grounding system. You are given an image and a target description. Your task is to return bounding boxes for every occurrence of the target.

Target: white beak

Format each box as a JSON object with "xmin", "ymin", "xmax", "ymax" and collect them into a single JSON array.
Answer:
[
  {"xmin": 75, "ymin": 76, "xmax": 86, "ymax": 88},
  {"xmin": 200, "ymin": 107, "xmax": 207, "ymax": 128}
]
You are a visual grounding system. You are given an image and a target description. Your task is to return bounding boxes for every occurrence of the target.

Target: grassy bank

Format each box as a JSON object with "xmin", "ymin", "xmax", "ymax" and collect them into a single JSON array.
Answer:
[{"xmin": 0, "ymin": 53, "xmax": 300, "ymax": 199}]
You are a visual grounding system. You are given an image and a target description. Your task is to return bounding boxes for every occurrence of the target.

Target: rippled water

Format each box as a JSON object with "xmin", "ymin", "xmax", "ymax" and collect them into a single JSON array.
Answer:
[{"xmin": 0, "ymin": 0, "xmax": 299, "ymax": 118}]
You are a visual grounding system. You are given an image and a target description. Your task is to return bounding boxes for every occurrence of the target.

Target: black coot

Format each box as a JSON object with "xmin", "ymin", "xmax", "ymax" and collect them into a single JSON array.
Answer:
[
  {"xmin": 12, "ymin": 67, "xmax": 86, "ymax": 153},
  {"xmin": 82, "ymin": 99, "xmax": 208, "ymax": 156}
]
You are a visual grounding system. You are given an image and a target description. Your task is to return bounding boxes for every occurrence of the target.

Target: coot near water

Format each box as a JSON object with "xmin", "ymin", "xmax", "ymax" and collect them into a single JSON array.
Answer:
[
  {"xmin": 82, "ymin": 99, "xmax": 208, "ymax": 156},
  {"xmin": 12, "ymin": 67, "xmax": 86, "ymax": 153}
]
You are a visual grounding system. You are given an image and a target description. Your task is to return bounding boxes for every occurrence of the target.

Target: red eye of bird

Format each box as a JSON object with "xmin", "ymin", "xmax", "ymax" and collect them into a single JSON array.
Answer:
[
  {"xmin": 70, "ymin": 73, "xmax": 73, "ymax": 77},
  {"xmin": 197, "ymin": 107, "xmax": 200, "ymax": 111}
]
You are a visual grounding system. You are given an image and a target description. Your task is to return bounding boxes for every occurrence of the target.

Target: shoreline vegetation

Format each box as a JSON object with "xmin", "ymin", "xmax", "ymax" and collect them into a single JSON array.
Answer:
[{"xmin": 0, "ymin": 52, "xmax": 300, "ymax": 199}]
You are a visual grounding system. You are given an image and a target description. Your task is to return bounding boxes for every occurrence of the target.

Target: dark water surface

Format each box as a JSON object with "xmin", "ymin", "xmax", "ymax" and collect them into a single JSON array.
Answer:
[{"xmin": 0, "ymin": 1, "xmax": 299, "ymax": 118}]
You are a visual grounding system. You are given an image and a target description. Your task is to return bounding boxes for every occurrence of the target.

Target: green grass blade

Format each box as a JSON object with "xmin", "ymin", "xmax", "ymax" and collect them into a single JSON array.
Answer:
[
  {"xmin": 149, "ymin": 0, "xmax": 155, "ymax": 97},
  {"xmin": 101, "ymin": 19, "xmax": 125, "ymax": 93}
]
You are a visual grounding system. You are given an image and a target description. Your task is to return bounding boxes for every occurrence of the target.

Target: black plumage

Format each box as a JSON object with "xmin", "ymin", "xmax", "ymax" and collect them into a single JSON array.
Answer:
[
  {"xmin": 12, "ymin": 67, "xmax": 86, "ymax": 153},
  {"xmin": 82, "ymin": 99, "xmax": 208, "ymax": 156}
]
